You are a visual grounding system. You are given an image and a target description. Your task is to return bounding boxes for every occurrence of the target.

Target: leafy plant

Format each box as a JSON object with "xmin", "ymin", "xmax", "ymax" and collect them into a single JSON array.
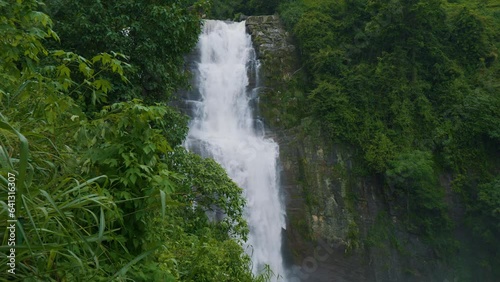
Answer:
[{"xmin": 1, "ymin": 1, "xmax": 261, "ymax": 281}]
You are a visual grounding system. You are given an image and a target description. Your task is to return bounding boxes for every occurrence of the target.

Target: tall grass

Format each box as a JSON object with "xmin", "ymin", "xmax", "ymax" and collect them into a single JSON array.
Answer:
[{"xmin": 0, "ymin": 116, "xmax": 126, "ymax": 281}]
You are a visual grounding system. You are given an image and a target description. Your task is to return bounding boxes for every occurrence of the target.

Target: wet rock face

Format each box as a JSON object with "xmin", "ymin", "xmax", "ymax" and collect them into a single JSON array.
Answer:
[
  {"xmin": 276, "ymin": 127, "xmax": 379, "ymax": 282},
  {"xmin": 245, "ymin": 15, "xmax": 296, "ymax": 80},
  {"xmin": 246, "ymin": 15, "xmax": 295, "ymax": 57}
]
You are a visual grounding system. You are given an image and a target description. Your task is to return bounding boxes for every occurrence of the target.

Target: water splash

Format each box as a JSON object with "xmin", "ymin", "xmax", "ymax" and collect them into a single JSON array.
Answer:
[{"xmin": 184, "ymin": 20, "xmax": 286, "ymax": 280}]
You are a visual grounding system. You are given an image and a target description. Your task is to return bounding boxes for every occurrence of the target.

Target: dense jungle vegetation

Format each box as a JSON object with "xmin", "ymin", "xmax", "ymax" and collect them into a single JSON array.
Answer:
[
  {"xmin": 273, "ymin": 0, "xmax": 499, "ymax": 280},
  {"xmin": 0, "ymin": 0, "xmax": 271, "ymax": 281},
  {"xmin": 1, "ymin": 0, "xmax": 499, "ymax": 281}
]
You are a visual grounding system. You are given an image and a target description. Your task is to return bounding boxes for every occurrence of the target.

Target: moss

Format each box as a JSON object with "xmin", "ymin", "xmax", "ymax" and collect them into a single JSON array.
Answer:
[
  {"xmin": 365, "ymin": 212, "xmax": 400, "ymax": 250},
  {"xmin": 345, "ymin": 221, "xmax": 360, "ymax": 254}
]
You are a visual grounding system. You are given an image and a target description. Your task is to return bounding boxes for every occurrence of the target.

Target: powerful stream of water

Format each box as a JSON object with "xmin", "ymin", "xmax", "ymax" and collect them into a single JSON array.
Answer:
[{"xmin": 184, "ymin": 20, "xmax": 287, "ymax": 280}]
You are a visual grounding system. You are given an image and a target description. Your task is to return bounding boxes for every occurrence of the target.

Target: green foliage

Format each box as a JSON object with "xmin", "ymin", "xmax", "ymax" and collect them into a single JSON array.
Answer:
[
  {"xmin": 471, "ymin": 177, "xmax": 500, "ymax": 247},
  {"xmin": 386, "ymin": 151, "xmax": 450, "ymax": 237},
  {"xmin": 47, "ymin": 0, "xmax": 204, "ymax": 102},
  {"xmin": 74, "ymin": 100, "xmax": 180, "ymax": 254},
  {"xmin": 245, "ymin": 0, "xmax": 280, "ymax": 15},
  {"xmin": 365, "ymin": 132, "xmax": 396, "ymax": 173},
  {"xmin": 450, "ymin": 7, "xmax": 494, "ymax": 69},
  {"xmin": 365, "ymin": 212, "xmax": 406, "ymax": 257},
  {"xmin": 187, "ymin": 0, "xmax": 279, "ymax": 20},
  {"xmin": 1, "ymin": 1, "xmax": 260, "ymax": 281},
  {"xmin": 457, "ymin": 176, "xmax": 500, "ymax": 278},
  {"xmin": 149, "ymin": 216, "xmax": 254, "ymax": 281},
  {"xmin": 278, "ymin": 0, "xmax": 308, "ymax": 29},
  {"xmin": 280, "ymin": 0, "xmax": 499, "ymax": 276},
  {"xmin": 165, "ymin": 148, "xmax": 248, "ymax": 239},
  {"xmin": 206, "ymin": 0, "xmax": 245, "ymax": 19}
]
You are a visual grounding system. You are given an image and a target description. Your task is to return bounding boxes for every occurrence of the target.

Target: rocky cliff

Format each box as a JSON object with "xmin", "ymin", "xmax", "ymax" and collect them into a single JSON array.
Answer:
[{"xmin": 246, "ymin": 15, "xmax": 456, "ymax": 282}]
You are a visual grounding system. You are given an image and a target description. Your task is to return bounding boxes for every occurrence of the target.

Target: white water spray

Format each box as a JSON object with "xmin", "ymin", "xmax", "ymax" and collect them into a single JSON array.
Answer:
[{"xmin": 184, "ymin": 20, "xmax": 287, "ymax": 280}]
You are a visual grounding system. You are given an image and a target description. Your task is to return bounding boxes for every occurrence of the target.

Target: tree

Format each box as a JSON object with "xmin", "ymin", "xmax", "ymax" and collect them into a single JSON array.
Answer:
[
  {"xmin": 47, "ymin": 0, "xmax": 205, "ymax": 103},
  {"xmin": 386, "ymin": 150, "xmax": 450, "ymax": 237}
]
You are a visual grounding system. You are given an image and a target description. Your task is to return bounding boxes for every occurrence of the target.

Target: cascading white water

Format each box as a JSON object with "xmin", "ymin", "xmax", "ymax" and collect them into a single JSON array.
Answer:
[{"xmin": 184, "ymin": 20, "xmax": 287, "ymax": 280}]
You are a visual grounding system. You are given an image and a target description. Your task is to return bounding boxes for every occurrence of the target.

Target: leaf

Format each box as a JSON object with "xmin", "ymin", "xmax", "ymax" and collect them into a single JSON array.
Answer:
[
  {"xmin": 98, "ymin": 207, "xmax": 105, "ymax": 242},
  {"xmin": 0, "ymin": 116, "xmax": 29, "ymax": 195},
  {"xmin": 47, "ymin": 249, "xmax": 57, "ymax": 270},
  {"xmin": 52, "ymin": 50, "xmax": 66, "ymax": 57},
  {"xmin": 112, "ymin": 246, "xmax": 160, "ymax": 278},
  {"xmin": 57, "ymin": 64, "xmax": 71, "ymax": 78},
  {"xmin": 78, "ymin": 62, "xmax": 94, "ymax": 77},
  {"xmin": 93, "ymin": 79, "xmax": 111, "ymax": 93}
]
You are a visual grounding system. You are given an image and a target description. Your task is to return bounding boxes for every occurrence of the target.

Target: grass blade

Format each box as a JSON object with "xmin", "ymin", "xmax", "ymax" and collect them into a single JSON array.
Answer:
[
  {"xmin": 0, "ymin": 117, "xmax": 29, "ymax": 195},
  {"xmin": 112, "ymin": 246, "xmax": 159, "ymax": 278}
]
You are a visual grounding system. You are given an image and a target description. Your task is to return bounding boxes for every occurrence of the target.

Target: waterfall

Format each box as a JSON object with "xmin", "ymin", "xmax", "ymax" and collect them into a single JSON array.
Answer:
[{"xmin": 184, "ymin": 20, "xmax": 287, "ymax": 280}]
